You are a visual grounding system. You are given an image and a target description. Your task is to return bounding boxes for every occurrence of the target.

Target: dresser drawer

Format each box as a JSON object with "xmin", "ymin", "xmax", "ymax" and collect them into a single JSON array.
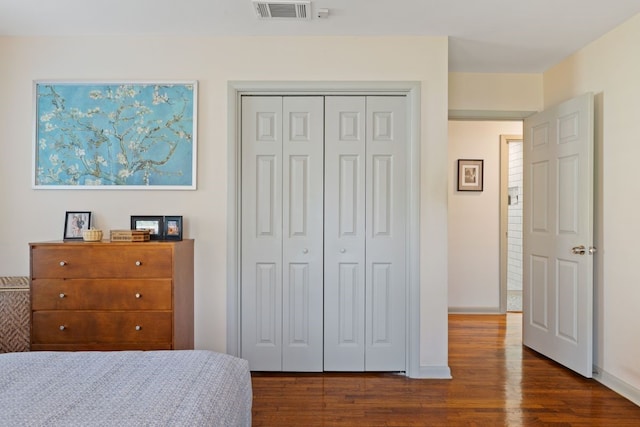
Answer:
[
  {"xmin": 32, "ymin": 311, "xmax": 172, "ymax": 344},
  {"xmin": 31, "ymin": 279, "xmax": 172, "ymax": 310},
  {"xmin": 31, "ymin": 245, "xmax": 173, "ymax": 279},
  {"xmin": 29, "ymin": 239, "xmax": 194, "ymax": 351}
]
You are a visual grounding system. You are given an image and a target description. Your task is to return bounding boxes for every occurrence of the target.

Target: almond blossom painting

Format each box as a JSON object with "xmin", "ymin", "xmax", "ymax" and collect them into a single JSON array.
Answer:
[{"xmin": 34, "ymin": 81, "xmax": 197, "ymax": 189}]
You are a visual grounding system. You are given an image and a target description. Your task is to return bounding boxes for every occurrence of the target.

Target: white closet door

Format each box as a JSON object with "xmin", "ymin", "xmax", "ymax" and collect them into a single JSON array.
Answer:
[
  {"xmin": 241, "ymin": 96, "xmax": 324, "ymax": 371},
  {"xmin": 324, "ymin": 96, "xmax": 407, "ymax": 372},
  {"xmin": 243, "ymin": 95, "xmax": 406, "ymax": 372},
  {"xmin": 241, "ymin": 96, "xmax": 283, "ymax": 371},
  {"xmin": 365, "ymin": 96, "xmax": 406, "ymax": 371},
  {"xmin": 324, "ymin": 96, "xmax": 367, "ymax": 371},
  {"xmin": 282, "ymin": 97, "xmax": 324, "ymax": 371}
]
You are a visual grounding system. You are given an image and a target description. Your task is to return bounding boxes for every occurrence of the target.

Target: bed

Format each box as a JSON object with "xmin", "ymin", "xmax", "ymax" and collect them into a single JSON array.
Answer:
[{"xmin": 0, "ymin": 350, "xmax": 252, "ymax": 426}]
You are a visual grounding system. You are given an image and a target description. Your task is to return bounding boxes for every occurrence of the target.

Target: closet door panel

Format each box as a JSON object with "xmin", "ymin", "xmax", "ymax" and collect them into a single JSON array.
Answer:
[
  {"xmin": 324, "ymin": 96, "xmax": 367, "ymax": 371},
  {"xmin": 365, "ymin": 96, "xmax": 407, "ymax": 371},
  {"xmin": 242, "ymin": 95, "xmax": 408, "ymax": 373},
  {"xmin": 241, "ymin": 96, "xmax": 283, "ymax": 371},
  {"xmin": 282, "ymin": 97, "xmax": 324, "ymax": 371}
]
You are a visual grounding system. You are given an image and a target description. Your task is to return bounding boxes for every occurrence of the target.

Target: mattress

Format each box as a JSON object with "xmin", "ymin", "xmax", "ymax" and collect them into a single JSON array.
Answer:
[{"xmin": 0, "ymin": 350, "xmax": 252, "ymax": 427}]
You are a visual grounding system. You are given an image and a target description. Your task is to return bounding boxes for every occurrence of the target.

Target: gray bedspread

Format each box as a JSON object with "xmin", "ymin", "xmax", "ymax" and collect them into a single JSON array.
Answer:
[{"xmin": 0, "ymin": 350, "xmax": 252, "ymax": 427}]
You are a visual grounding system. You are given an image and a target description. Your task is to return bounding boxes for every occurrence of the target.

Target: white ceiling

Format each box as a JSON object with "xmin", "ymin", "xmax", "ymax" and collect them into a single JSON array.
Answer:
[{"xmin": 1, "ymin": 0, "xmax": 639, "ymax": 73}]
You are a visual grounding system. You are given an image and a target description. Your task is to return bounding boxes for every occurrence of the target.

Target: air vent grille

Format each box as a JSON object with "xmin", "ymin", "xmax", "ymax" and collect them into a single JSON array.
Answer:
[{"xmin": 253, "ymin": 1, "xmax": 311, "ymax": 20}]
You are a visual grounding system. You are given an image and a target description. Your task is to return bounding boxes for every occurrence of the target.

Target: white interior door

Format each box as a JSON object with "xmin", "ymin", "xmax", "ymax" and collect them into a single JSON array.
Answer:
[
  {"xmin": 241, "ymin": 96, "xmax": 283, "ymax": 371},
  {"xmin": 364, "ymin": 96, "xmax": 407, "ymax": 371},
  {"xmin": 241, "ymin": 96, "xmax": 324, "ymax": 371},
  {"xmin": 324, "ymin": 96, "xmax": 367, "ymax": 370},
  {"xmin": 242, "ymin": 94, "xmax": 407, "ymax": 373},
  {"xmin": 523, "ymin": 92, "xmax": 594, "ymax": 378},
  {"xmin": 282, "ymin": 97, "xmax": 325, "ymax": 371},
  {"xmin": 324, "ymin": 96, "xmax": 407, "ymax": 371}
]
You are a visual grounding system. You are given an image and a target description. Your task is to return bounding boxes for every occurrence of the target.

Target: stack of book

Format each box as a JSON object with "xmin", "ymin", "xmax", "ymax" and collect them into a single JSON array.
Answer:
[{"xmin": 109, "ymin": 229, "xmax": 151, "ymax": 242}]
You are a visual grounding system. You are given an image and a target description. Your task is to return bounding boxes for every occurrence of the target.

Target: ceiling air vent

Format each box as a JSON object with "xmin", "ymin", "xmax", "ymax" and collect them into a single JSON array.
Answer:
[{"xmin": 253, "ymin": 1, "xmax": 311, "ymax": 20}]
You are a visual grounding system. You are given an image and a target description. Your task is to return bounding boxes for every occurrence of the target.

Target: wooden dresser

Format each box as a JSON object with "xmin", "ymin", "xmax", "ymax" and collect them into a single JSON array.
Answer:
[{"xmin": 29, "ymin": 239, "xmax": 194, "ymax": 351}]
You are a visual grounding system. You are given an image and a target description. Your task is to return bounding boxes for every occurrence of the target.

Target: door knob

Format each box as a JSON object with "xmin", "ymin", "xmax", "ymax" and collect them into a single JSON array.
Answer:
[{"xmin": 571, "ymin": 245, "xmax": 586, "ymax": 255}]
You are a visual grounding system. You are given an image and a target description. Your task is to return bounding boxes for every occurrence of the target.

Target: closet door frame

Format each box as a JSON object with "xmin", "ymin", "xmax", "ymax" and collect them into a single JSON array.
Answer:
[{"xmin": 227, "ymin": 81, "xmax": 422, "ymax": 378}]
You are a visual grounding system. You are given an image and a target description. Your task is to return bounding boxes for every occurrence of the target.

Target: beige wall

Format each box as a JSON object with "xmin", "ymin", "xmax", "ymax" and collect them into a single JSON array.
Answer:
[
  {"xmin": 0, "ymin": 36, "xmax": 449, "ymax": 374},
  {"xmin": 449, "ymin": 72, "xmax": 542, "ymax": 116},
  {"xmin": 543, "ymin": 13, "xmax": 640, "ymax": 401},
  {"xmin": 447, "ymin": 120, "xmax": 522, "ymax": 311}
]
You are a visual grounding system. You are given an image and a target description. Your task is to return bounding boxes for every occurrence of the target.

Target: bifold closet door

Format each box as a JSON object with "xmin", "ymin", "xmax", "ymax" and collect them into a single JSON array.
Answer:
[
  {"xmin": 324, "ymin": 97, "xmax": 367, "ymax": 371},
  {"xmin": 241, "ymin": 96, "xmax": 324, "ymax": 371},
  {"xmin": 365, "ymin": 96, "xmax": 406, "ymax": 371},
  {"xmin": 324, "ymin": 96, "xmax": 407, "ymax": 371}
]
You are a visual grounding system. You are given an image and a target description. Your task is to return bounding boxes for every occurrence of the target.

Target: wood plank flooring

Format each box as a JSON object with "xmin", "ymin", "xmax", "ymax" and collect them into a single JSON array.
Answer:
[{"xmin": 251, "ymin": 313, "xmax": 640, "ymax": 426}]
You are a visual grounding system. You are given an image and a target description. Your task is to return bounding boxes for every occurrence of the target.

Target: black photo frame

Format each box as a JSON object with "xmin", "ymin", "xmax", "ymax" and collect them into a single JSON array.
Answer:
[
  {"xmin": 63, "ymin": 211, "xmax": 92, "ymax": 240},
  {"xmin": 163, "ymin": 216, "xmax": 183, "ymax": 241},
  {"xmin": 457, "ymin": 159, "xmax": 484, "ymax": 192},
  {"xmin": 130, "ymin": 215, "xmax": 164, "ymax": 240}
]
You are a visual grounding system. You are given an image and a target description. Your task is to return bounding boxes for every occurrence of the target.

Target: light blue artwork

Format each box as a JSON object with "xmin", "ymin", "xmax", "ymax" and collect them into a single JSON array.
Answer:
[{"xmin": 34, "ymin": 81, "xmax": 197, "ymax": 189}]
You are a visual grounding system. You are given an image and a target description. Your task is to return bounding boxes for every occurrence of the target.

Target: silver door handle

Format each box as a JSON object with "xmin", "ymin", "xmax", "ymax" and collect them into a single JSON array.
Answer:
[
  {"xmin": 589, "ymin": 246, "xmax": 597, "ymax": 255},
  {"xmin": 571, "ymin": 245, "xmax": 586, "ymax": 255}
]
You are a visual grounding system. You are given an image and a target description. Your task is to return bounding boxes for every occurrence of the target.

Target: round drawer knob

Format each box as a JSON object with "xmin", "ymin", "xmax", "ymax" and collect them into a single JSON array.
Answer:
[
  {"xmin": 59, "ymin": 293, "xmax": 66, "ymax": 299},
  {"xmin": 302, "ymin": 248, "xmax": 309, "ymax": 254},
  {"xmin": 59, "ymin": 261, "xmax": 66, "ymax": 266},
  {"xmin": 135, "ymin": 261, "xmax": 142, "ymax": 266},
  {"xmin": 135, "ymin": 325, "xmax": 142, "ymax": 331},
  {"xmin": 135, "ymin": 293, "xmax": 141, "ymax": 299},
  {"xmin": 340, "ymin": 248, "xmax": 346, "ymax": 253},
  {"xmin": 59, "ymin": 325, "xmax": 66, "ymax": 331}
]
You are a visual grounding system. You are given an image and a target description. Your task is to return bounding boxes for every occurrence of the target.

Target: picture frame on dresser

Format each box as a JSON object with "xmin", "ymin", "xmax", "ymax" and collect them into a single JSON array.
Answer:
[
  {"xmin": 163, "ymin": 216, "xmax": 183, "ymax": 241},
  {"xmin": 131, "ymin": 215, "xmax": 164, "ymax": 240},
  {"xmin": 63, "ymin": 211, "xmax": 91, "ymax": 240}
]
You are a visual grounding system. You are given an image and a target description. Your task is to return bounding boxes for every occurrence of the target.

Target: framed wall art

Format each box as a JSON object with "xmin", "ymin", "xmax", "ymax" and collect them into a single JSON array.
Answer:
[
  {"xmin": 457, "ymin": 159, "xmax": 484, "ymax": 192},
  {"xmin": 130, "ymin": 215, "xmax": 164, "ymax": 240},
  {"xmin": 33, "ymin": 81, "xmax": 197, "ymax": 190},
  {"xmin": 63, "ymin": 211, "xmax": 92, "ymax": 240},
  {"xmin": 163, "ymin": 216, "xmax": 183, "ymax": 241}
]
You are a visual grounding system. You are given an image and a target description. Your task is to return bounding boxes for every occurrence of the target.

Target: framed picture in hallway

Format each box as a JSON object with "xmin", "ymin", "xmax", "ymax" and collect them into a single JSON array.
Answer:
[{"xmin": 457, "ymin": 159, "xmax": 484, "ymax": 192}]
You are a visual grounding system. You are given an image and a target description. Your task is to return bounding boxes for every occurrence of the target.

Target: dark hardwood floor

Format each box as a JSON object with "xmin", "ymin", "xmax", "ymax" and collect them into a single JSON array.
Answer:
[{"xmin": 251, "ymin": 313, "xmax": 640, "ymax": 426}]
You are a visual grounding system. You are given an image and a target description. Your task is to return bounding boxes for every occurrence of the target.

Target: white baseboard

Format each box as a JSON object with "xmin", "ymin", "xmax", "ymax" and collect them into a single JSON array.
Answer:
[
  {"xmin": 448, "ymin": 306, "xmax": 501, "ymax": 314},
  {"xmin": 594, "ymin": 366, "xmax": 640, "ymax": 406},
  {"xmin": 411, "ymin": 365, "xmax": 452, "ymax": 379}
]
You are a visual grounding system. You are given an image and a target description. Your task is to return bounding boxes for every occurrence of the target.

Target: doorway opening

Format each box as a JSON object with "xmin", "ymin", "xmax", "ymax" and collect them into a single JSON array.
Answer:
[
  {"xmin": 500, "ymin": 133, "xmax": 523, "ymax": 313},
  {"xmin": 228, "ymin": 81, "xmax": 430, "ymax": 378},
  {"xmin": 506, "ymin": 139, "xmax": 523, "ymax": 312},
  {"xmin": 448, "ymin": 120, "xmax": 522, "ymax": 314}
]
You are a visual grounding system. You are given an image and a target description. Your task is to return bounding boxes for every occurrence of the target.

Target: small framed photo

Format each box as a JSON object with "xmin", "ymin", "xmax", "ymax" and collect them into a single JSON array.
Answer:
[
  {"xmin": 130, "ymin": 215, "xmax": 164, "ymax": 240},
  {"xmin": 64, "ymin": 211, "xmax": 92, "ymax": 240},
  {"xmin": 163, "ymin": 216, "xmax": 183, "ymax": 241},
  {"xmin": 457, "ymin": 159, "xmax": 484, "ymax": 192}
]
